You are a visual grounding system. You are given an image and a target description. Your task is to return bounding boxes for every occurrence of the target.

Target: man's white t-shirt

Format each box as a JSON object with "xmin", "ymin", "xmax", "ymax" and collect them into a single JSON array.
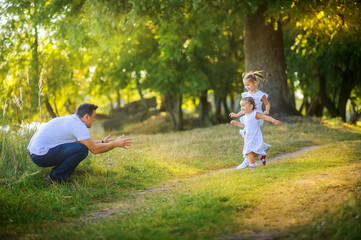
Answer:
[{"xmin": 27, "ymin": 114, "xmax": 90, "ymax": 156}]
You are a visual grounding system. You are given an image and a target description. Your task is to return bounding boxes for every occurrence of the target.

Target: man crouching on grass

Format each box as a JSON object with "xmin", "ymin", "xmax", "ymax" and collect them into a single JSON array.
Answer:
[{"xmin": 27, "ymin": 103, "xmax": 132, "ymax": 184}]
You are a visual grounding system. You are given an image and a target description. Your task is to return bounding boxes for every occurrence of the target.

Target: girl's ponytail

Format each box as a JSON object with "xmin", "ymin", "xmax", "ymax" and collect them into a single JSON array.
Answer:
[{"xmin": 243, "ymin": 70, "xmax": 266, "ymax": 83}]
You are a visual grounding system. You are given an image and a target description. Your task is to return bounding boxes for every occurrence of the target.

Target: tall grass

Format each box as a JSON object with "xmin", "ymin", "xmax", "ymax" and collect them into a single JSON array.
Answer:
[
  {"xmin": 0, "ymin": 117, "xmax": 360, "ymax": 239},
  {"xmin": 0, "ymin": 124, "xmax": 39, "ymax": 188}
]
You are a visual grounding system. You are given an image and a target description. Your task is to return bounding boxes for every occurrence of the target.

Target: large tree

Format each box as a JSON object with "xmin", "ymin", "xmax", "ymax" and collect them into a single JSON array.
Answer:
[{"xmin": 244, "ymin": 4, "xmax": 298, "ymax": 115}]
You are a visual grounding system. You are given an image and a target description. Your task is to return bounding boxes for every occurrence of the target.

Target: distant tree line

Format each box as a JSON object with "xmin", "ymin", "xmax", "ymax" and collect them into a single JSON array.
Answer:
[{"xmin": 1, "ymin": 0, "xmax": 360, "ymax": 129}]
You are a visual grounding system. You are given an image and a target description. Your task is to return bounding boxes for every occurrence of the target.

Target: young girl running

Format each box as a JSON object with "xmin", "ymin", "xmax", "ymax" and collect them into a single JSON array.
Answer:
[
  {"xmin": 229, "ymin": 71, "xmax": 271, "ymax": 167},
  {"xmin": 231, "ymin": 97, "xmax": 281, "ymax": 169}
]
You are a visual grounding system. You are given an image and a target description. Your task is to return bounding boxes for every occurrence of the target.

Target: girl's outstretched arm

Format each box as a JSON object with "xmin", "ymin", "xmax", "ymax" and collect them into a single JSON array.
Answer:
[
  {"xmin": 256, "ymin": 112, "xmax": 281, "ymax": 126},
  {"xmin": 261, "ymin": 95, "xmax": 270, "ymax": 115},
  {"xmin": 229, "ymin": 110, "xmax": 245, "ymax": 118},
  {"xmin": 230, "ymin": 120, "xmax": 245, "ymax": 128}
]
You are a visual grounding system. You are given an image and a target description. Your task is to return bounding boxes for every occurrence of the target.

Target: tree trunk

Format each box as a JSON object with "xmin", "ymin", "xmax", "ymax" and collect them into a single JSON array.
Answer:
[
  {"xmin": 349, "ymin": 108, "xmax": 361, "ymax": 125},
  {"xmin": 229, "ymin": 93, "xmax": 235, "ymax": 113},
  {"xmin": 116, "ymin": 90, "xmax": 121, "ymax": 108},
  {"xmin": 163, "ymin": 93, "xmax": 178, "ymax": 129},
  {"xmin": 244, "ymin": 5, "xmax": 298, "ymax": 116},
  {"xmin": 318, "ymin": 74, "xmax": 339, "ymax": 117},
  {"xmin": 105, "ymin": 94, "xmax": 114, "ymax": 110},
  {"xmin": 199, "ymin": 91, "xmax": 212, "ymax": 127},
  {"xmin": 306, "ymin": 97, "xmax": 323, "ymax": 117},
  {"xmin": 44, "ymin": 95, "xmax": 57, "ymax": 118},
  {"xmin": 304, "ymin": 93, "xmax": 310, "ymax": 114},
  {"xmin": 65, "ymin": 99, "xmax": 75, "ymax": 114},
  {"xmin": 175, "ymin": 94, "xmax": 183, "ymax": 131},
  {"xmin": 136, "ymin": 78, "xmax": 149, "ymax": 122},
  {"xmin": 52, "ymin": 97, "xmax": 59, "ymax": 116},
  {"xmin": 165, "ymin": 100, "xmax": 176, "ymax": 129},
  {"xmin": 159, "ymin": 94, "xmax": 169, "ymax": 112},
  {"xmin": 338, "ymin": 70, "xmax": 355, "ymax": 122},
  {"xmin": 214, "ymin": 94, "xmax": 222, "ymax": 124},
  {"xmin": 222, "ymin": 97, "xmax": 231, "ymax": 117}
]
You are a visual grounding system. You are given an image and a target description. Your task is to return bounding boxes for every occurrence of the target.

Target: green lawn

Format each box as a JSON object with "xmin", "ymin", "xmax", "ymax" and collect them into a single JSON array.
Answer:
[{"xmin": 1, "ymin": 117, "xmax": 360, "ymax": 239}]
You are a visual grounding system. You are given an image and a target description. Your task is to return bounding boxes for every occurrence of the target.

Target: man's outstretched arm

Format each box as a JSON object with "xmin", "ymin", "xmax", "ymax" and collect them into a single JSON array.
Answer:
[{"xmin": 80, "ymin": 135, "xmax": 132, "ymax": 154}]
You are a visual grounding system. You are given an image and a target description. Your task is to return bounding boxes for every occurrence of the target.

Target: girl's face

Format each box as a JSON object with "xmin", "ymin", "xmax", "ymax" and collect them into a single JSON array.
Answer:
[
  {"xmin": 240, "ymin": 100, "xmax": 253, "ymax": 113},
  {"xmin": 243, "ymin": 79, "xmax": 258, "ymax": 93}
]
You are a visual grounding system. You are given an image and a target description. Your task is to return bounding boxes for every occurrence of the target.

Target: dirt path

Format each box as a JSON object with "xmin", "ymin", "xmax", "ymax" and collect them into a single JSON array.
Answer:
[
  {"xmin": 218, "ymin": 145, "xmax": 319, "ymax": 172},
  {"xmin": 82, "ymin": 145, "xmax": 321, "ymax": 222}
]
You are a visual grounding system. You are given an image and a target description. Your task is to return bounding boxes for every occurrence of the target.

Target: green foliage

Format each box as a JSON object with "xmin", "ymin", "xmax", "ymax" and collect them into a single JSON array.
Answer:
[
  {"xmin": 129, "ymin": 0, "xmax": 244, "ymax": 99},
  {"xmin": 1, "ymin": 0, "xmax": 361, "ymax": 123},
  {"xmin": 283, "ymin": 0, "xmax": 361, "ymax": 119},
  {"xmin": 0, "ymin": 0, "xmax": 94, "ymax": 120}
]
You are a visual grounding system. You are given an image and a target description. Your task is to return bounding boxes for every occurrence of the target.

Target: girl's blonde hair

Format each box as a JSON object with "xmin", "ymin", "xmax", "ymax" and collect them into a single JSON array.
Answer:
[{"xmin": 242, "ymin": 70, "xmax": 266, "ymax": 83}]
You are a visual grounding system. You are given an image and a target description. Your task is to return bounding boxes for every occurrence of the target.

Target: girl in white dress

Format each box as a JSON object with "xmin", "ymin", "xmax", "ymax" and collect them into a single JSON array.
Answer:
[
  {"xmin": 231, "ymin": 97, "xmax": 281, "ymax": 169},
  {"xmin": 229, "ymin": 71, "xmax": 271, "ymax": 167}
]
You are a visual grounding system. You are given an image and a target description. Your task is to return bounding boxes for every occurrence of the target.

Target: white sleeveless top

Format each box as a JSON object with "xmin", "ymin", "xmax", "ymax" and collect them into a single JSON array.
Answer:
[
  {"xmin": 241, "ymin": 90, "xmax": 268, "ymax": 113},
  {"xmin": 241, "ymin": 90, "xmax": 268, "ymax": 127}
]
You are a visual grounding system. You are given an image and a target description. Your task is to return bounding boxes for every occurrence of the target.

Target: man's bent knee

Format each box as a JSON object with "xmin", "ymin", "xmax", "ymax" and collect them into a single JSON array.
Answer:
[{"xmin": 76, "ymin": 142, "xmax": 89, "ymax": 159}]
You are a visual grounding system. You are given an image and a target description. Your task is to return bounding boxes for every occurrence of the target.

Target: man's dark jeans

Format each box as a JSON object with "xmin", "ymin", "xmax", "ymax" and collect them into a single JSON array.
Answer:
[{"xmin": 30, "ymin": 142, "xmax": 89, "ymax": 181}]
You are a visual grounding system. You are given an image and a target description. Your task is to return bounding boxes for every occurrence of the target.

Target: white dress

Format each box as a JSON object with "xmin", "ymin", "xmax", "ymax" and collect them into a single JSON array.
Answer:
[
  {"xmin": 241, "ymin": 90, "xmax": 268, "ymax": 127},
  {"xmin": 242, "ymin": 110, "xmax": 267, "ymax": 157}
]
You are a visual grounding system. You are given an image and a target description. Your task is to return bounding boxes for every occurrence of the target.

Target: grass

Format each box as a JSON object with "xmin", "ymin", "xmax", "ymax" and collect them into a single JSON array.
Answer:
[
  {"xmin": 0, "ymin": 116, "xmax": 361, "ymax": 239},
  {"xmin": 284, "ymin": 189, "xmax": 361, "ymax": 240}
]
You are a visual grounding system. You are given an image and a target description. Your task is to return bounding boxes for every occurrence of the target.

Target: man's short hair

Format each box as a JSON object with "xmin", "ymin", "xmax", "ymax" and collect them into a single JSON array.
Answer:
[{"xmin": 76, "ymin": 103, "xmax": 98, "ymax": 117}]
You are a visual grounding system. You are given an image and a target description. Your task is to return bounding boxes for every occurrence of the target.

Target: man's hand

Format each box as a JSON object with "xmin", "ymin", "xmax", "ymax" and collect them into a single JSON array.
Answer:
[
  {"xmin": 80, "ymin": 134, "xmax": 132, "ymax": 154},
  {"xmin": 115, "ymin": 134, "xmax": 132, "ymax": 149}
]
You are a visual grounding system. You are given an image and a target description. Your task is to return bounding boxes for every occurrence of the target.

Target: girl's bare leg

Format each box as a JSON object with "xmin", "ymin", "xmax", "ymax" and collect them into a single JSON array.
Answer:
[
  {"xmin": 247, "ymin": 152, "xmax": 255, "ymax": 164},
  {"xmin": 247, "ymin": 152, "xmax": 259, "ymax": 164}
]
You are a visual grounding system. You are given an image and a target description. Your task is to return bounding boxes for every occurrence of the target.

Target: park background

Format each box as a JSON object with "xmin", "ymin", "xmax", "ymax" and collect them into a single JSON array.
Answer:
[
  {"xmin": 1, "ymin": 1, "xmax": 361, "ymax": 239},
  {"xmin": 1, "ymin": 0, "xmax": 360, "ymax": 130}
]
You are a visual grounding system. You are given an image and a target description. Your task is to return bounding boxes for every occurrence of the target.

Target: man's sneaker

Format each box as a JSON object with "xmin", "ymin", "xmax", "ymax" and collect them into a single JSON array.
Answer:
[
  {"xmin": 260, "ymin": 155, "xmax": 267, "ymax": 165},
  {"xmin": 236, "ymin": 158, "xmax": 249, "ymax": 169},
  {"xmin": 45, "ymin": 174, "xmax": 60, "ymax": 184},
  {"xmin": 50, "ymin": 167, "xmax": 58, "ymax": 175}
]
